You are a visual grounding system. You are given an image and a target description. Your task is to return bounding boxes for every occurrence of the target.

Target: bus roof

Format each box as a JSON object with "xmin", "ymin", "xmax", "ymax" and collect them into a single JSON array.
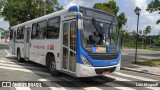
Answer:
[
  {"xmin": 11, "ymin": 5, "xmax": 117, "ymax": 29},
  {"xmin": 11, "ymin": 5, "xmax": 80, "ymax": 29}
]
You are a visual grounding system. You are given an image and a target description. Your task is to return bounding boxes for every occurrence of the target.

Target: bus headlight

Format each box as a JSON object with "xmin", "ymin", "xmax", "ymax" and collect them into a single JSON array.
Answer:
[{"xmin": 80, "ymin": 55, "xmax": 92, "ymax": 67}]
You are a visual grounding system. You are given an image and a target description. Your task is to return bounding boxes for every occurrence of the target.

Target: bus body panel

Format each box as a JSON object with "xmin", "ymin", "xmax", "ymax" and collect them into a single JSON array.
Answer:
[{"xmin": 9, "ymin": 5, "xmax": 121, "ymax": 77}]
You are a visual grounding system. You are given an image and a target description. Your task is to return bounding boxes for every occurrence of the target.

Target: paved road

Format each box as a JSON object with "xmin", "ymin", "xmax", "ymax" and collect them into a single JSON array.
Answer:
[
  {"xmin": 121, "ymin": 49, "xmax": 160, "ymax": 68},
  {"xmin": 0, "ymin": 49, "xmax": 159, "ymax": 90},
  {"xmin": 0, "ymin": 46, "xmax": 8, "ymax": 59}
]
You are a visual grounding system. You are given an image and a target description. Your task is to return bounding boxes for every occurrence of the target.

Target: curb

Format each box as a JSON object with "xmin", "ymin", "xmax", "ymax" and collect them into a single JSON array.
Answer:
[{"xmin": 121, "ymin": 67, "xmax": 160, "ymax": 76}]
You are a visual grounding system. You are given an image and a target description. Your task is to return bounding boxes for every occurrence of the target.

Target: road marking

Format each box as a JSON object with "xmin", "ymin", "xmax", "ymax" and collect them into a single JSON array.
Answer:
[
  {"xmin": 146, "ymin": 87, "xmax": 160, "ymax": 90},
  {"xmin": 15, "ymin": 87, "xmax": 31, "ymax": 90},
  {"xmin": 106, "ymin": 75, "xmax": 159, "ymax": 90},
  {"xmin": 61, "ymin": 77, "xmax": 103, "ymax": 90},
  {"xmin": 0, "ymin": 62, "xmax": 46, "ymax": 71},
  {"xmin": 94, "ymin": 77, "xmax": 136, "ymax": 90},
  {"xmin": 113, "ymin": 87, "xmax": 136, "ymax": 90},
  {"xmin": 83, "ymin": 87, "xmax": 103, "ymax": 90},
  {"xmin": 4, "ymin": 49, "xmax": 10, "ymax": 56},
  {"xmin": 106, "ymin": 74, "xmax": 131, "ymax": 81},
  {"xmin": 0, "ymin": 65, "xmax": 50, "ymax": 76},
  {"xmin": 114, "ymin": 72, "xmax": 158, "ymax": 81},
  {"xmin": 38, "ymin": 79, "xmax": 67, "ymax": 90},
  {"xmin": 0, "ymin": 59, "xmax": 15, "ymax": 64}
]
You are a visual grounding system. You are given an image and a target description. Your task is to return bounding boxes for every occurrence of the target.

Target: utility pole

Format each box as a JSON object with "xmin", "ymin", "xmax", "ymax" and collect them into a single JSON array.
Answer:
[
  {"xmin": 134, "ymin": 7, "xmax": 141, "ymax": 63},
  {"xmin": 150, "ymin": 38, "xmax": 151, "ymax": 47},
  {"xmin": 43, "ymin": 0, "xmax": 46, "ymax": 15},
  {"xmin": 0, "ymin": 30, "xmax": 1, "ymax": 45}
]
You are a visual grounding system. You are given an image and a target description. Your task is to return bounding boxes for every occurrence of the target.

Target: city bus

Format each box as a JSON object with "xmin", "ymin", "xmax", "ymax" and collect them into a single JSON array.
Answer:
[{"xmin": 9, "ymin": 5, "xmax": 121, "ymax": 77}]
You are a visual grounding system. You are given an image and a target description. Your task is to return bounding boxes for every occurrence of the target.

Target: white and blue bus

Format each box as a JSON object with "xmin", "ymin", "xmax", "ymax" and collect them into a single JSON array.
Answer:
[{"xmin": 9, "ymin": 5, "xmax": 121, "ymax": 77}]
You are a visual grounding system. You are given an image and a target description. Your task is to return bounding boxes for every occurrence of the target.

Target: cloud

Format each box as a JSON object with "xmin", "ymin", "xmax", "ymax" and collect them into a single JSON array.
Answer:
[
  {"xmin": 116, "ymin": 0, "xmax": 160, "ymax": 35},
  {"xmin": 0, "ymin": 18, "xmax": 10, "ymax": 30},
  {"xmin": 59, "ymin": 0, "xmax": 108, "ymax": 7}
]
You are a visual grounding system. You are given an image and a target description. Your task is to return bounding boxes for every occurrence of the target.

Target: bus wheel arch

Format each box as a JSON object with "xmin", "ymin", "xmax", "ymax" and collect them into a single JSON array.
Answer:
[{"xmin": 46, "ymin": 52, "xmax": 59, "ymax": 76}]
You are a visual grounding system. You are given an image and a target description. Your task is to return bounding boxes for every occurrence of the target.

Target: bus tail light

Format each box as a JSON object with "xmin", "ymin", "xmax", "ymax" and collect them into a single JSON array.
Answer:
[{"xmin": 80, "ymin": 55, "xmax": 92, "ymax": 67}]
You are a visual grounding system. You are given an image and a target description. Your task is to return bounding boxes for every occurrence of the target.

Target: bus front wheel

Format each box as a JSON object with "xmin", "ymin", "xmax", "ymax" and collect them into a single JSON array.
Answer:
[{"xmin": 46, "ymin": 54, "xmax": 59, "ymax": 76}]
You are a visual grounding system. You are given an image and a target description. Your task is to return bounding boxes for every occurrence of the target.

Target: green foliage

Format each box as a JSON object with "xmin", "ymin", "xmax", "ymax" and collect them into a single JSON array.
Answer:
[
  {"xmin": 156, "ymin": 20, "xmax": 160, "ymax": 24},
  {"xmin": 1, "ymin": 0, "xmax": 62, "ymax": 26},
  {"xmin": 154, "ymin": 35, "xmax": 160, "ymax": 46},
  {"xmin": 0, "ymin": 0, "xmax": 5, "ymax": 18},
  {"xmin": 93, "ymin": 1, "xmax": 119, "ymax": 15},
  {"xmin": 145, "ymin": 25, "xmax": 152, "ymax": 35},
  {"xmin": 117, "ymin": 12, "xmax": 127, "ymax": 29},
  {"xmin": 147, "ymin": 0, "xmax": 160, "ymax": 24},
  {"xmin": 133, "ymin": 58, "xmax": 160, "ymax": 67},
  {"xmin": 93, "ymin": 0, "xmax": 127, "ymax": 29}
]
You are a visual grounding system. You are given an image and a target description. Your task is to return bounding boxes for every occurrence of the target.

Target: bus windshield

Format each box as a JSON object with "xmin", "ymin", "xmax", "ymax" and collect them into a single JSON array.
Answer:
[{"xmin": 81, "ymin": 19, "xmax": 120, "ymax": 54}]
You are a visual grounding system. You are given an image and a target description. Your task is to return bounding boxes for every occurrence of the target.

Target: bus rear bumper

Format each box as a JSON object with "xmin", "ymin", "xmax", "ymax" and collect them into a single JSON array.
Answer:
[{"xmin": 76, "ymin": 62, "xmax": 120, "ymax": 77}]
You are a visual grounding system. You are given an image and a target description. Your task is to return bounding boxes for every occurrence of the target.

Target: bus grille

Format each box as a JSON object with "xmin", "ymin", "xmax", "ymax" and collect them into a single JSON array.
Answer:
[{"xmin": 89, "ymin": 54, "xmax": 118, "ymax": 60}]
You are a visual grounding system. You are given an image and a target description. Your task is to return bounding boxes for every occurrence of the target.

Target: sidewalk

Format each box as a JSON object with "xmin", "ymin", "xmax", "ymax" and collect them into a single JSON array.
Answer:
[
  {"xmin": 121, "ymin": 64, "xmax": 160, "ymax": 76},
  {"xmin": 121, "ymin": 49, "xmax": 160, "ymax": 76}
]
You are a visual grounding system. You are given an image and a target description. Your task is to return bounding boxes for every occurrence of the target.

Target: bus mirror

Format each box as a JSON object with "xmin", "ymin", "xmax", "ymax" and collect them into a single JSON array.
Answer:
[{"xmin": 78, "ymin": 19, "xmax": 83, "ymax": 30}]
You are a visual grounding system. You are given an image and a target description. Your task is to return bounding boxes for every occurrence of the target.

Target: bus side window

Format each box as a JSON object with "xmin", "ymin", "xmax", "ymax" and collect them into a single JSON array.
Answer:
[
  {"xmin": 21, "ymin": 26, "xmax": 25, "ymax": 39},
  {"xmin": 10, "ymin": 30, "xmax": 13, "ymax": 40},
  {"xmin": 16, "ymin": 27, "xmax": 24, "ymax": 40},
  {"xmin": 70, "ymin": 21, "xmax": 76, "ymax": 51},
  {"xmin": 31, "ymin": 23, "xmax": 37, "ymax": 39},
  {"xmin": 16, "ymin": 28, "xmax": 20, "ymax": 39},
  {"xmin": 36, "ymin": 20, "xmax": 47, "ymax": 39},
  {"xmin": 47, "ymin": 17, "xmax": 60, "ymax": 39}
]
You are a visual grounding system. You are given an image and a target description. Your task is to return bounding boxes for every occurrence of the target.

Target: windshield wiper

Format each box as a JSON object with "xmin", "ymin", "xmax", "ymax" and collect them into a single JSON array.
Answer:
[
  {"xmin": 92, "ymin": 18, "xmax": 104, "ymax": 46},
  {"xmin": 92, "ymin": 18, "xmax": 103, "ymax": 34}
]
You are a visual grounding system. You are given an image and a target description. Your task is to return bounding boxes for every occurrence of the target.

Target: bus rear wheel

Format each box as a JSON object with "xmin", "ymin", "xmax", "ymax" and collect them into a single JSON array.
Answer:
[
  {"xmin": 46, "ymin": 54, "xmax": 59, "ymax": 76},
  {"xmin": 17, "ymin": 49, "xmax": 24, "ymax": 62}
]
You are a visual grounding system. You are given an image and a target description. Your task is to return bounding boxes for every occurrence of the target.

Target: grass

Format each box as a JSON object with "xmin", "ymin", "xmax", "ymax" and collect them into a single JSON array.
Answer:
[
  {"xmin": 132, "ymin": 58, "xmax": 160, "ymax": 67},
  {"xmin": 123, "ymin": 46, "xmax": 160, "ymax": 51}
]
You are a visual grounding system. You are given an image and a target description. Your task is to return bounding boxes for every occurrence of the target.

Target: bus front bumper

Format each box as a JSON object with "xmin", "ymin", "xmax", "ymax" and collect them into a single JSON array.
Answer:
[{"xmin": 76, "ymin": 62, "xmax": 121, "ymax": 77}]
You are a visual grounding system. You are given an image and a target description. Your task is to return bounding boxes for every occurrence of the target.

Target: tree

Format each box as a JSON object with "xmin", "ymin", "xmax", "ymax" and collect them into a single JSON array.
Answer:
[
  {"xmin": 93, "ymin": 1, "xmax": 119, "ymax": 15},
  {"xmin": 117, "ymin": 12, "xmax": 127, "ymax": 29},
  {"xmin": 147, "ymin": 0, "xmax": 160, "ymax": 24},
  {"xmin": 1, "ymin": 0, "xmax": 62, "ymax": 26},
  {"xmin": 0, "ymin": 0, "xmax": 5, "ymax": 18},
  {"xmin": 143, "ymin": 25, "xmax": 151, "ymax": 46},
  {"xmin": 132, "ymin": 30, "xmax": 136, "ymax": 35},
  {"xmin": 93, "ymin": 0, "xmax": 127, "ymax": 29},
  {"xmin": 139, "ymin": 30, "xmax": 142, "ymax": 35},
  {"xmin": 145, "ymin": 25, "xmax": 152, "ymax": 35}
]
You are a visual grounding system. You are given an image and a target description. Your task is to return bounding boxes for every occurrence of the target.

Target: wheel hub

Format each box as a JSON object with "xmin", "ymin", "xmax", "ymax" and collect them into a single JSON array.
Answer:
[{"xmin": 50, "ymin": 61, "xmax": 56, "ymax": 71}]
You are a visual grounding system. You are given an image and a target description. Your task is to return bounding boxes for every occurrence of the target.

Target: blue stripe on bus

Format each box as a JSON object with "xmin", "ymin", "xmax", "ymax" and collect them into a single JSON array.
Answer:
[{"xmin": 76, "ymin": 29, "xmax": 84, "ymax": 64}]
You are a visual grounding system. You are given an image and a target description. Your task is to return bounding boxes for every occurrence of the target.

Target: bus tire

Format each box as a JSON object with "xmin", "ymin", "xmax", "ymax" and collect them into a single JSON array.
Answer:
[
  {"xmin": 46, "ymin": 54, "xmax": 59, "ymax": 76},
  {"xmin": 17, "ymin": 49, "xmax": 24, "ymax": 62}
]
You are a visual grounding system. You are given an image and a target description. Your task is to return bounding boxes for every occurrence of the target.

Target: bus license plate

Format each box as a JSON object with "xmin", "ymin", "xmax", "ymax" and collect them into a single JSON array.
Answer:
[{"xmin": 103, "ymin": 71, "xmax": 110, "ymax": 75}]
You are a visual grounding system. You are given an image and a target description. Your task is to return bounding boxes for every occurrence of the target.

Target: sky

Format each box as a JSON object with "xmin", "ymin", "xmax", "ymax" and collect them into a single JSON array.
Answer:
[{"xmin": 0, "ymin": 0, "xmax": 159, "ymax": 35}]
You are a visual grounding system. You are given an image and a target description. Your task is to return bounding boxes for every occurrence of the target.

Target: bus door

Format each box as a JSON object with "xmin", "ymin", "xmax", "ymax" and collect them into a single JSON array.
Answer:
[
  {"xmin": 62, "ymin": 20, "xmax": 77, "ymax": 74},
  {"xmin": 24, "ymin": 27, "xmax": 31, "ymax": 59},
  {"xmin": 12, "ymin": 30, "xmax": 16, "ymax": 55}
]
